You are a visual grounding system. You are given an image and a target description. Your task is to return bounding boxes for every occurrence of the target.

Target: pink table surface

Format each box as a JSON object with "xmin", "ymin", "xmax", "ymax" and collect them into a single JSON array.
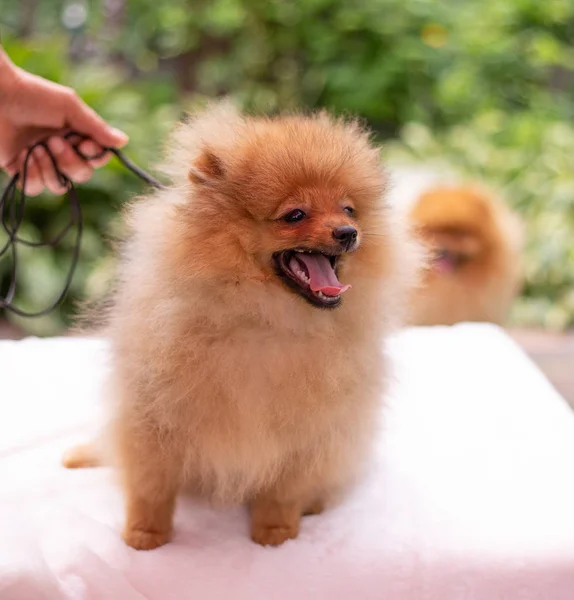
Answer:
[{"xmin": 1, "ymin": 324, "xmax": 574, "ymax": 600}]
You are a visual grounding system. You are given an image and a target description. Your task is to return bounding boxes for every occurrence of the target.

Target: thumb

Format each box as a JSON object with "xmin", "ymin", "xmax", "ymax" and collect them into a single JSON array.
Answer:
[{"xmin": 64, "ymin": 90, "xmax": 129, "ymax": 149}]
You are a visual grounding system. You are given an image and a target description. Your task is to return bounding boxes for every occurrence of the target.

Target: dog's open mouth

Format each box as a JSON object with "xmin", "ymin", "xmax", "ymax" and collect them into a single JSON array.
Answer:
[
  {"xmin": 434, "ymin": 249, "xmax": 471, "ymax": 273},
  {"xmin": 273, "ymin": 250, "xmax": 351, "ymax": 308}
]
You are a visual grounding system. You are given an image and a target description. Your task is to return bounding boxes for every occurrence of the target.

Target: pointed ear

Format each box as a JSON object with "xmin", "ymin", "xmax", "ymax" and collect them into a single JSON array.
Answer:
[{"xmin": 188, "ymin": 148, "xmax": 225, "ymax": 186}]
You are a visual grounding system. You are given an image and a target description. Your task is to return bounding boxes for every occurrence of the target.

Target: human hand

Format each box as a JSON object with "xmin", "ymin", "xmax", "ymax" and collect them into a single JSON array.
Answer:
[{"xmin": 0, "ymin": 48, "xmax": 128, "ymax": 195}]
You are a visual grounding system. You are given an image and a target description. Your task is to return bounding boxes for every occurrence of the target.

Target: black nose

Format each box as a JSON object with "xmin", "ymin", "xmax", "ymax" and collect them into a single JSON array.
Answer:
[{"xmin": 332, "ymin": 225, "xmax": 358, "ymax": 248}]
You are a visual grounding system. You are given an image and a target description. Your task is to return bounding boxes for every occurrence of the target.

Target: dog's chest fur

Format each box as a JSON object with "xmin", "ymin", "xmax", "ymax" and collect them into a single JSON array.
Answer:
[{"xmin": 139, "ymin": 313, "xmax": 384, "ymax": 502}]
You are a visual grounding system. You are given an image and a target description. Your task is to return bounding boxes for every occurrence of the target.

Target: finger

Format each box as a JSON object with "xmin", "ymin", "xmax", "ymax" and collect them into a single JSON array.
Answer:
[
  {"xmin": 33, "ymin": 144, "xmax": 68, "ymax": 195},
  {"xmin": 63, "ymin": 89, "xmax": 129, "ymax": 149},
  {"xmin": 47, "ymin": 137, "xmax": 94, "ymax": 185},
  {"xmin": 77, "ymin": 139, "xmax": 111, "ymax": 169},
  {"xmin": 16, "ymin": 149, "xmax": 44, "ymax": 197},
  {"xmin": 4, "ymin": 162, "xmax": 18, "ymax": 178}
]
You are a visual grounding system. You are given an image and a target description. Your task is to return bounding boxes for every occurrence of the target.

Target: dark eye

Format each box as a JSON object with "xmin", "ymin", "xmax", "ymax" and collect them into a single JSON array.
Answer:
[
  {"xmin": 284, "ymin": 209, "xmax": 306, "ymax": 223},
  {"xmin": 343, "ymin": 206, "xmax": 355, "ymax": 216}
]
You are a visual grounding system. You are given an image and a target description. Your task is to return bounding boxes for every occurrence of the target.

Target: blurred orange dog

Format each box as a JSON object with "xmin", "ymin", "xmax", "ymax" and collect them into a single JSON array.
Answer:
[
  {"xmin": 408, "ymin": 185, "xmax": 522, "ymax": 326},
  {"xmin": 63, "ymin": 103, "xmax": 419, "ymax": 549}
]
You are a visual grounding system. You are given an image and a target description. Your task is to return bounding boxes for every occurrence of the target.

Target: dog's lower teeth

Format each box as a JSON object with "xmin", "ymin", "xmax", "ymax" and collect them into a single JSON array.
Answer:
[{"xmin": 315, "ymin": 291, "xmax": 339, "ymax": 301}]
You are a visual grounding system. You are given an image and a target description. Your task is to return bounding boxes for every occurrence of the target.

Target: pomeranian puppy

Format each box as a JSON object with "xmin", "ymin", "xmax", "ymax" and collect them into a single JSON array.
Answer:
[
  {"xmin": 407, "ymin": 185, "xmax": 522, "ymax": 326},
  {"xmin": 63, "ymin": 103, "xmax": 419, "ymax": 550}
]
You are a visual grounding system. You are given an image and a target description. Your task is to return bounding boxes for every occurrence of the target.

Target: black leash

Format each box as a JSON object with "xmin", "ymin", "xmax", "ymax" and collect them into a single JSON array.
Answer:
[{"xmin": 0, "ymin": 131, "xmax": 165, "ymax": 317}]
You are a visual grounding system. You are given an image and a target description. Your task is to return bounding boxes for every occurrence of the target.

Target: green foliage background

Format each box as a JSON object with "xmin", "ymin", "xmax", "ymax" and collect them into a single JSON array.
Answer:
[{"xmin": 0, "ymin": 0, "xmax": 573, "ymax": 334}]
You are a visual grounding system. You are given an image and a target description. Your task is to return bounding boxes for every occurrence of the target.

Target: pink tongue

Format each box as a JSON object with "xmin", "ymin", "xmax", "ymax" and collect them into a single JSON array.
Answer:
[
  {"xmin": 434, "ymin": 254, "xmax": 456, "ymax": 273},
  {"xmin": 292, "ymin": 253, "xmax": 351, "ymax": 296}
]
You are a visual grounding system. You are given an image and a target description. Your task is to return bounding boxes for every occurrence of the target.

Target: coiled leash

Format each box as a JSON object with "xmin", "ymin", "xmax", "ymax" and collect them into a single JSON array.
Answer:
[{"xmin": 0, "ymin": 131, "xmax": 165, "ymax": 317}]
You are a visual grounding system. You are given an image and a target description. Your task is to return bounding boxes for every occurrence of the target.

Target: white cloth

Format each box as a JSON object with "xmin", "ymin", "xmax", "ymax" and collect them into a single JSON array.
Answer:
[{"xmin": 1, "ymin": 324, "xmax": 574, "ymax": 599}]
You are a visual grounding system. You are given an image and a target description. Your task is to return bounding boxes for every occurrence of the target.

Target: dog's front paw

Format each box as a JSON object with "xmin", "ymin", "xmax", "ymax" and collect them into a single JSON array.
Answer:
[
  {"xmin": 303, "ymin": 499, "xmax": 325, "ymax": 516},
  {"xmin": 122, "ymin": 527, "xmax": 171, "ymax": 550},
  {"xmin": 251, "ymin": 523, "xmax": 299, "ymax": 546}
]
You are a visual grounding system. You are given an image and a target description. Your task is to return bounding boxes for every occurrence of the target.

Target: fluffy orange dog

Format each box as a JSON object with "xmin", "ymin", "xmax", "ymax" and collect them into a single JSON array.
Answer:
[
  {"xmin": 408, "ymin": 185, "xmax": 522, "ymax": 326},
  {"xmin": 64, "ymin": 103, "xmax": 418, "ymax": 550}
]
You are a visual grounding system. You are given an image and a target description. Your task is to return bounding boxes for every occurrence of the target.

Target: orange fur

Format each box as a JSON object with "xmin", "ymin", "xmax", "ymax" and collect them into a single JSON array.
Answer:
[
  {"xmin": 64, "ymin": 102, "xmax": 420, "ymax": 549},
  {"xmin": 408, "ymin": 185, "xmax": 523, "ymax": 326}
]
